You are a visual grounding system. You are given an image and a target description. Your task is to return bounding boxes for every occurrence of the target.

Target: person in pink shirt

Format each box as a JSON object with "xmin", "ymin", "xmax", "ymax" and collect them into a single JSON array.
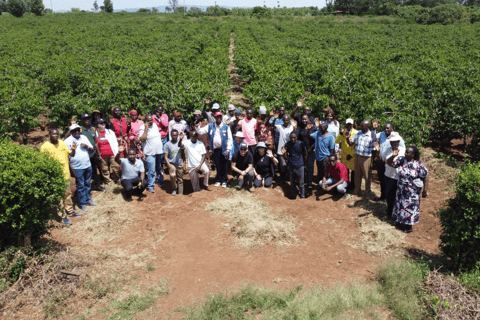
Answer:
[
  {"xmin": 127, "ymin": 110, "xmax": 145, "ymax": 161},
  {"xmin": 152, "ymin": 105, "xmax": 169, "ymax": 145},
  {"xmin": 236, "ymin": 108, "xmax": 258, "ymax": 154}
]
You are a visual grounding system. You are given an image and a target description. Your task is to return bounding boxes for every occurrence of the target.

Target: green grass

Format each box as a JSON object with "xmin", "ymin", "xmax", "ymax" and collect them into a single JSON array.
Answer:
[
  {"xmin": 106, "ymin": 281, "xmax": 169, "ymax": 320},
  {"xmin": 184, "ymin": 259, "xmax": 431, "ymax": 320},
  {"xmin": 457, "ymin": 265, "xmax": 480, "ymax": 293}
]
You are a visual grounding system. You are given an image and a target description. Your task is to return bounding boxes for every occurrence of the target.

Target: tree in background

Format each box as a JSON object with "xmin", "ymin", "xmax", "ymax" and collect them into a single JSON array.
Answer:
[
  {"xmin": 175, "ymin": 5, "xmax": 186, "ymax": 12},
  {"xmin": 0, "ymin": 0, "xmax": 7, "ymax": 14},
  {"xmin": 165, "ymin": 6, "xmax": 171, "ymax": 12},
  {"xmin": 6, "ymin": 0, "xmax": 27, "ymax": 17},
  {"xmin": 100, "ymin": 0, "xmax": 113, "ymax": 12},
  {"xmin": 168, "ymin": 0, "xmax": 177, "ymax": 12},
  {"xmin": 152, "ymin": 7, "xmax": 158, "ymax": 13},
  {"xmin": 93, "ymin": 0, "xmax": 98, "ymax": 12},
  {"xmin": 29, "ymin": 0, "xmax": 45, "ymax": 15}
]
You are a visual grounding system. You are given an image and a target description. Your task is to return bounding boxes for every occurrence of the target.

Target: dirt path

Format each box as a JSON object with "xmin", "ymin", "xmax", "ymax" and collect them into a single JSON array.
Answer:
[{"xmin": 224, "ymin": 32, "xmax": 251, "ymax": 108}]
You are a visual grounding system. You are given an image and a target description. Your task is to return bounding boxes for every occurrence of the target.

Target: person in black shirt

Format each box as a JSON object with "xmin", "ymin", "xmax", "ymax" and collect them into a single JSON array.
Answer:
[
  {"xmin": 297, "ymin": 114, "xmax": 317, "ymax": 190},
  {"xmin": 253, "ymin": 142, "xmax": 278, "ymax": 188},
  {"xmin": 231, "ymin": 142, "xmax": 254, "ymax": 190},
  {"xmin": 283, "ymin": 132, "xmax": 307, "ymax": 199}
]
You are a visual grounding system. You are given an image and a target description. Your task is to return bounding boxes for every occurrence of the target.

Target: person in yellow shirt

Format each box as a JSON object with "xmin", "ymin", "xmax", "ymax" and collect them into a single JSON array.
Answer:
[
  {"xmin": 335, "ymin": 118, "xmax": 357, "ymax": 190},
  {"xmin": 40, "ymin": 128, "xmax": 83, "ymax": 226}
]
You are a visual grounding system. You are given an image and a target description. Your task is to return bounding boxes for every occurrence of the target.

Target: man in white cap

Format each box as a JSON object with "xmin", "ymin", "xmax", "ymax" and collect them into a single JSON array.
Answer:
[
  {"xmin": 203, "ymin": 99, "xmax": 222, "ymax": 124},
  {"xmin": 336, "ymin": 118, "xmax": 357, "ymax": 190},
  {"xmin": 384, "ymin": 132, "xmax": 405, "ymax": 219},
  {"xmin": 372, "ymin": 121, "xmax": 406, "ymax": 202},
  {"xmin": 196, "ymin": 111, "xmax": 232, "ymax": 188},
  {"xmin": 226, "ymin": 104, "xmax": 236, "ymax": 123},
  {"xmin": 256, "ymin": 105, "xmax": 273, "ymax": 150},
  {"xmin": 64, "ymin": 124, "xmax": 97, "ymax": 212}
]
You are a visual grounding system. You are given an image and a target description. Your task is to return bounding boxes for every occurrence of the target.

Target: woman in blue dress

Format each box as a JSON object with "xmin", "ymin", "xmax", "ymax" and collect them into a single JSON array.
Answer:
[{"xmin": 387, "ymin": 146, "xmax": 429, "ymax": 233}]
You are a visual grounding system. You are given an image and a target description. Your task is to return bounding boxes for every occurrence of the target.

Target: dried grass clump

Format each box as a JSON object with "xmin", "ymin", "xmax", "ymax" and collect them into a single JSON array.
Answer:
[
  {"xmin": 0, "ymin": 247, "xmax": 93, "ymax": 314},
  {"xmin": 73, "ymin": 184, "xmax": 135, "ymax": 244},
  {"xmin": 205, "ymin": 191, "xmax": 298, "ymax": 248},
  {"xmin": 351, "ymin": 215, "xmax": 406, "ymax": 255},
  {"xmin": 425, "ymin": 271, "xmax": 480, "ymax": 319}
]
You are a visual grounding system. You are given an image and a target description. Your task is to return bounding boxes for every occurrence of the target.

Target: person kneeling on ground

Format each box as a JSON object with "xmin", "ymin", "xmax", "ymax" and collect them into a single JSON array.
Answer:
[
  {"xmin": 319, "ymin": 154, "xmax": 349, "ymax": 199},
  {"xmin": 184, "ymin": 132, "xmax": 210, "ymax": 192},
  {"xmin": 164, "ymin": 130, "xmax": 186, "ymax": 196},
  {"xmin": 253, "ymin": 142, "xmax": 277, "ymax": 188},
  {"xmin": 120, "ymin": 148, "xmax": 147, "ymax": 201},
  {"xmin": 231, "ymin": 142, "xmax": 254, "ymax": 191},
  {"xmin": 283, "ymin": 132, "xmax": 307, "ymax": 199}
]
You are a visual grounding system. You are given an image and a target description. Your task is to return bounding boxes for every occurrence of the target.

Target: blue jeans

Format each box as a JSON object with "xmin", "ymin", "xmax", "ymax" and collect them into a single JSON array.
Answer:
[
  {"xmin": 320, "ymin": 177, "xmax": 348, "ymax": 193},
  {"xmin": 212, "ymin": 148, "xmax": 228, "ymax": 183},
  {"xmin": 146, "ymin": 154, "xmax": 164, "ymax": 190},
  {"xmin": 73, "ymin": 166, "xmax": 92, "ymax": 206}
]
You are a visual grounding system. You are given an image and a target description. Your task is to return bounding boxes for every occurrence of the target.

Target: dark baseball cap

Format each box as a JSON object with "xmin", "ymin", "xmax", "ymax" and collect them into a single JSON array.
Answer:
[
  {"xmin": 239, "ymin": 142, "xmax": 248, "ymax": 149},
  {"xmin": 80, "ymin": 113, "xmax": 91, "ymax": 120},
  {"xmin": 95, "ymin": 118, "xmax": 106, "ymax": 124}
]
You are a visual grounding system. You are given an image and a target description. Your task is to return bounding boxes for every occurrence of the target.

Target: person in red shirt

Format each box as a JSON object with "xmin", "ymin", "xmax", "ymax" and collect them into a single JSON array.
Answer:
[
  {"xmin": 110, "ymin": 106, "xmax": 128, "ymax": 158},
  {"xmin": 95, "ymin": 118, "xmax": 121, "ymax": 184},
  {"xmin": 320, "ymin": 154, "xmax": 349, "ymax": 198}
]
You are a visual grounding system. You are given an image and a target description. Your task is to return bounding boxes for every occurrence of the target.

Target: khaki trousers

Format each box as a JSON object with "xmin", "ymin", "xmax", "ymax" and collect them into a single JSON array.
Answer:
[
  {"xmin": 354, "ymin": 155, "xmax": 372, "ymax": 194},
  {"xmin": 169, "ymin": 165, "xmax": 184, "ymax": 195},
  {"xmin": 61, "ymin": 182, "xmax": 74, "ymax": 218},
  {"xmin": 98, "ymin": 156, "xmax": 121, "ymax": 184},
  {"xmin": 188, "ymin": 163, "xmax": 210, "ymax": 192}
]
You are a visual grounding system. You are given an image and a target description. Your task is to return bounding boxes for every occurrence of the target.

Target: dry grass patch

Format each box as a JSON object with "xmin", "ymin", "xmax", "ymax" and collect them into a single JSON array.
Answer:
[
  {"xmin": 71, "ymin": 183, "xmax": 136, "ymax": 244},
  {"xmin": 205, "ymin": 191, "xmax": 298, "ymax": 248},
  {"xmin": 351, "ymin": 215, "xmax": 406, "ymax": 255},
  {"xmin": 421, "ymin": 147, "xmax": 459, "ymax": 184}
]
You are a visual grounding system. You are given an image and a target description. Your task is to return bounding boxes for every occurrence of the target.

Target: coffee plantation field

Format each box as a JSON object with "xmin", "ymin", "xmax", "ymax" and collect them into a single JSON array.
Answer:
[{"xmin": 1, "ymin": 13, "xmax": 480, "ymax": 150}]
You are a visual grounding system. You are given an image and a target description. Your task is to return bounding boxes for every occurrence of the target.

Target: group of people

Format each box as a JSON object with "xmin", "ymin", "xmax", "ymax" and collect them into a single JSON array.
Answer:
[{"xmin": 40, "ymin": 101, "xmax": 429, "ymax": 233}]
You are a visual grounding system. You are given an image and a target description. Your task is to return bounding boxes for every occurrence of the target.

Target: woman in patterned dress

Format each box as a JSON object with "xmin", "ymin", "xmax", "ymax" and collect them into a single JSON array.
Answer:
[
  {"xmin": 388, "ymin": 146, "xmax": 429, "ymax": 233},
  {"xmin": 110, "ymin": 106, "xmax": 128, "ymax": 158}
]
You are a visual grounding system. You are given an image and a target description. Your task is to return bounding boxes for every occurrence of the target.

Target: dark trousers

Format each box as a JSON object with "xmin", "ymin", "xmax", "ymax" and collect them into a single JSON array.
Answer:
[
  {"xmin": 385, "ymin": 176, "xmax": 398, "ymax": 218},
  {"xmin": 305, "ymin": 152, "xmax": 315, "ymax": 186},
  {"xmin": 376, "ymin": 161, "xmax": 386, "ymax": 199},
  {"xmin": 316, "ymin": 157, "xmax": 328, "ymax": 184},
  {"xmin": 90, "ymin": 157, "xmax": 101, "ymax": 185},
  {"xmin": 121, "ymin": 177, "xmax": 148, "ymax": 195},
  {"xmin": 347, "ymin": 169, "xmax": 355, "ymax": 190},
  {"xmin": 288, "ymin": 166, "xmax": 305, "ymax": 198},
  {"xmin": 212, "ymin": 148, "xmax": 228, "ymax": 183},
  {"xmin": 154, "ymin": 154, "xmax": 165, "ymax": 187},
  {"xmin": 248, "ymin": 144, "xmax": 257, "ymax": 156},
  {"xmin": 254, "ymin": 176, "xmax": 273, "ymax": 188}
]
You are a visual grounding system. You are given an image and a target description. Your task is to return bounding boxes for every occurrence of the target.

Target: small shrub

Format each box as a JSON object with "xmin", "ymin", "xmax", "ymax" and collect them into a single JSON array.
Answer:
[
  {"xmin": 29, "ymin": 0, "xmax": 44, "ymax": 16},
  {"xmin": 440, "ymin": 161, "xmax": 480, "ymax": 270},
  {"xmin": 0, "ymin": 142, "xmax": 67, "ymax": 247},
  {"xmin": 6, "ymin": 0, "xmax": 26, "ymax": 17}
]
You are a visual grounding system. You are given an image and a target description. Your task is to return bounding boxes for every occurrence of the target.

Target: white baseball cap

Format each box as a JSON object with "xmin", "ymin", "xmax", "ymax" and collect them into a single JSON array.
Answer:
[
  {"xmin": 228, "ymin": 104, "xmax": 235, "ymax": 111},
  {"xmin": 234, "ymin": 132, "xmax": 245, "ymax": 139},
  {"xmin": 259, "ymin": 105, "xmax": 267, "ymax": 115},
  {"xmin": 388, "ymin": 132, "xmax": 401, "ymax": 142},
  {"xmin": 70, "ymin": 124, "xmax": 81, "ymax": 131},
  {"xmin": 346, "ymin": 118, "xmax": 354, "ymax": 124},
  {"xmin": 212, "ymin": 103, "xmax": 220, "ymax": 110}
]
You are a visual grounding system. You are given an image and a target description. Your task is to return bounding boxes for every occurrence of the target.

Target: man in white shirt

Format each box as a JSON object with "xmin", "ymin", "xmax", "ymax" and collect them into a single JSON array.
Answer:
[
  {"xmin": 139, "ymin": 114, "xmax": 164, "ymax": 193},
  {"xmin": 64, "ymin": 124, "xmax": 97, "ymax": 212},
  {"xmin": 184, "ymin": 132, "xmax": 210, "ymax": 192},
  {"xmin": 275, "ymin": 114, "xmax": 296, "ymax": 183},
  {"xmin": 384, "ymin": 132, "xmax": 406, "ymax": 219}
]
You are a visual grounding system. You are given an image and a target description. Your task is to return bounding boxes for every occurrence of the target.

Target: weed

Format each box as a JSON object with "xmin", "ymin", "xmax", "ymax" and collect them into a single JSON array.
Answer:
[
  {"xmin": 145, "ymin": 264, "xmax": 155, "ymax": 272},
  {"xmin": 43, "ymin": 293, "xmax": 68, "ymax": 318}
]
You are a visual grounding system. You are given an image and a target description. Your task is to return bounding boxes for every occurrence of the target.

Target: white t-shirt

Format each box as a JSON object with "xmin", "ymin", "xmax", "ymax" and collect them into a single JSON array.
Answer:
[
  {"xmin": 138, "ymin": 123, "xmax": 163, "ymax": 156},
  {"xmin": 64, "ymin": 135, "xmax": 93, "ymax": 170},
  {"xmin": 184, "ymin": 139, "xmax": 207, "ymax": 168},
  {"xmin": 385, "ymin": 147, "xmax": 406, "ymax": 180},
  {"xmin": 275, "ymin": 124, "xmax": 294, "ymax": 155}
]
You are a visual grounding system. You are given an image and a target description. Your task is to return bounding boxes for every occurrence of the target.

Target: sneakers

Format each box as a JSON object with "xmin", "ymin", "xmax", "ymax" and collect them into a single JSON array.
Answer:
[
  {"xmin": 147, "ymin": 188, "xmax": 155, "ymax": 193},
  {"xmin": 62, "ymin": 217, "xmax": 72, "ymax": 226},
  {"xmin": 80, "ymin": 205, "xmax": 88, "ymax": 212},
  {"xmin": 222, "ymin": 182, "xmax": 227, "ymax": 188},
  {"xmin": 172, "ymin": 189, "xmax": 177, "ymax": 196},
  {"xmin": 215, "ymin": 182, "xmax": 221, "ymax": 187},
  {"xmin": 87, "ymin": 200, "xmax": 97, "ymax": 206},
  {"xmin": 70, "ymin": 212, "xmax": 83, "ymax": 217}
]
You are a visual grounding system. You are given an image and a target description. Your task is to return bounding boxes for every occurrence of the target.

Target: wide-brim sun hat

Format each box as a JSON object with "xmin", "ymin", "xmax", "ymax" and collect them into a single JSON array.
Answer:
[
  {"xmin": 234, "ymin": 132, "xmax": 245, "ymax": 139},
  {"xmin": 257, "ymin": 142, "xmax": 267, "ymax": 148},
  {"xmin": 388, "ymin": 132, "xmax": 401, "ymax": 142}
]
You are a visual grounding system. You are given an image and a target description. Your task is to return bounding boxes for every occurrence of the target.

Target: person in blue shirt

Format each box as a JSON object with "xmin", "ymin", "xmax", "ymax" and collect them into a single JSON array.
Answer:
[
  {"xmin": 283, "ymin": 132, "xmax": 307, "ymax": 199},
  {"xmin": 307, "ymin": 122, "xmax": 335, "ymax": 187},
  {"xmin": 269, "ymin": 106, "xmax": 286, "ymax": 150}
]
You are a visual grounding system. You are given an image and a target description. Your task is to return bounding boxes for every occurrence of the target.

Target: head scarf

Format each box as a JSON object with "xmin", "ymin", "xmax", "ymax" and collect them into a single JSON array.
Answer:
[{"xmin": 173, "ymin": 110, "xmax": 182, "ymax": 117}]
